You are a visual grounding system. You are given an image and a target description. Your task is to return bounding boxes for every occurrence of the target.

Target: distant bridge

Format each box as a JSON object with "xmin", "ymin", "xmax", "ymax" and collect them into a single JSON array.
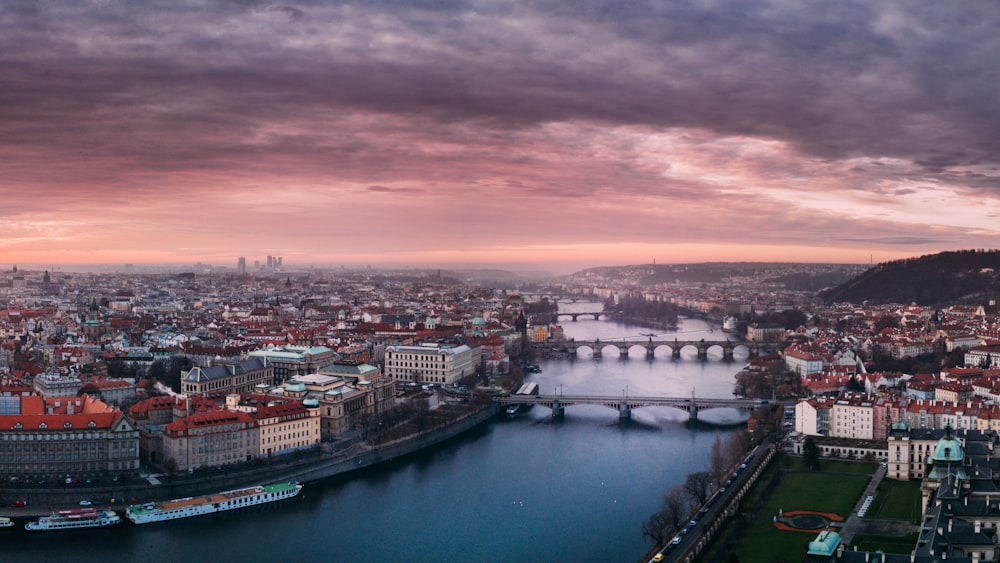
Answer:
[
  {"xmin": 534, "ymin": 339, "xmax": 770, "ymax": 361},
  {"xmin": 496, "ymin": 394, "xmax": 773, "ymax": 421},
  {"xmin": 552, "ymin": 311, "xmax": 606, "ymax": 321}
]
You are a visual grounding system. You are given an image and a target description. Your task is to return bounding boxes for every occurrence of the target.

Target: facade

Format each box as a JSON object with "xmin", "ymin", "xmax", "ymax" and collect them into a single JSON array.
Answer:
[
  {"xmin": 784, "ymin": 347, "xmax": 825, "ymax": 375},
  {"xmin": 0, "ymin": 394, "xmax": 139, "ymax": 481},
  {"xmin": 747, "ymin": 323, "xmax": 784, "ymax": 343},
  {"xmin": 32, "ymin": 372, "xmax": 82, "ymax": 398},
  {"xmin": 965, "ymin": 346, "xmax": 1000, "ymax": 368},
  {"xmin": 181, "ymin": 357, "xmax": 273, "ymax": 395},
  {"xmin": 383, "ymin": 343, "xmax": 479, "ymax": 385},
  {"xmin": 162, "ymin": 409, "xmax": 259, "ymax": 472},
  {"xmin": 828, "ymin": 392, "xmax": 875, "ymax": 440},
  {"xmin": 795, "ymin": 397, "xmax": 833, "ymax": 436},
  {"xmin": 224, "ymin": 394, "xmax": 321, "ymax": 458},
  {"xmin": 287, "ymin": 373, "xmax": 396, "ymax": 438}
]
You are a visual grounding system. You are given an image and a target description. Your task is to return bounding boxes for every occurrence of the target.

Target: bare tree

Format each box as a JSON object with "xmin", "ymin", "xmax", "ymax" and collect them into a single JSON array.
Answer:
[
  {"xmin": 661, "ymin": 485, "xmax": 690, "ymax": 532},
  {"xmin": 683, "ymin": 471, "xmax": 713, "ymax": 506},
  {"xmin": 709, "ymin": 433, "xmax": 727, "ymax": 485},
  {"xmin": 641, "ymin": 510, "xmax": 671, "ymax": 546},
  {"xmin": 724, "ymin": 430, "xmax": 754, "ymax": 468}
]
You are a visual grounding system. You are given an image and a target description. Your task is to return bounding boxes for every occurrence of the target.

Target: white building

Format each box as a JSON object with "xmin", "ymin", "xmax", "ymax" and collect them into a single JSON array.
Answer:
[
  {"xmin": 383, "ymin": 343, "xmax": 479, "ymax": 385},
  {"xmin": 828, "ymin": 392, "xmax": 875, "ymax": 440}
]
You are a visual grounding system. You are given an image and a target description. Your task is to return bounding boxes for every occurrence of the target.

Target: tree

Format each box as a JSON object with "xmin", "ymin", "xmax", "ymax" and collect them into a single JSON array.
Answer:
[
  {"xmin": 683, "ymin": 471, "xmax": 713, "ymax": 506},
  {"xmin": 709, "ymin": 433, "xmax": 728, "ymax": 485},
  {"xmin": 641, "ymin": 510, "xmax": 671, "ymax": 546},
  {"xmin": 661, "ymin": 485, "xmax": 689, "ymax": 533},
  {"xmin": 803, "ymin": 437, "xmax": 821, "ymax": 471}
]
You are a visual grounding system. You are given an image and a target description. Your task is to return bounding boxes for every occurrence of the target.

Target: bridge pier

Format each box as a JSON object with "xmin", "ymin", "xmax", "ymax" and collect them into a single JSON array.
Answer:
[
  {"xmin": 619, "ymin": 401, "xmax": 631, "ymax": 421},
  {"xmin": 689, "ymin": 403, "xmax": 698, "ymax": 420},
  {"xmin": 645, "ymin": 347, "xmax": 655, "ymax": 360},
  {"xmin": 592, "ymin": 347, "xmax": 602, "ymax": 360},
  {"xmin": 551, "ymin": 400, "xmax": 564, "ymax": 419},
  {"xmin": 723, "ymin": 345, "xmax": 734, "ymax": 360},
  {"xmin": 618, "ymin": 346, "xmax": 629, "ymax": 360},
  {"xmin": 697, "ymin": 346, "xmax": 708, "ymax": 361},
  {"xmin": 672, "ymin": 347, "xmax": 681, "ymax": 359}
]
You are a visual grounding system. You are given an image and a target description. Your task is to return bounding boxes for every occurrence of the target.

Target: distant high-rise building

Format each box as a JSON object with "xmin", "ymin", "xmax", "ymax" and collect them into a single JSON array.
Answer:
[
  {"xmin": 267, "ymin": 256, "xmax": 273, "ymax": 270},
  {"xmin": 277, "ymin": 257, "xmax": 283, "ymax": 268},
  {"xmin": 254, "ymin": 260, "xmax": 260, "ymax": 271},
  {"xmin": 237, "ymin": 257, "xmax": 246, "ymax": 275}
]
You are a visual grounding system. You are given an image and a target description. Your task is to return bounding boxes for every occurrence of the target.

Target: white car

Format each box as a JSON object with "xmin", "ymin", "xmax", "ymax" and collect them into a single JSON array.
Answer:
[{"xmin": 79, "ymin": 500, "xmax": 92, "ymax": 506}]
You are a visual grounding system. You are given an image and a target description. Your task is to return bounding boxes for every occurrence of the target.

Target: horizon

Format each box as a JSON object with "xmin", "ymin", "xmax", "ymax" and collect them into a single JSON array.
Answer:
[{"xmin": 3, "ymin": 2, "xmax": 1000, "ymax": 270}]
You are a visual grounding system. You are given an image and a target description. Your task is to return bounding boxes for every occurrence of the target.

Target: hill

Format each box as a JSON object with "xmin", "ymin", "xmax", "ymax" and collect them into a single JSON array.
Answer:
[{"xmin": 819, "ymin": 250, "xmax": 1000, "ymax": 305}]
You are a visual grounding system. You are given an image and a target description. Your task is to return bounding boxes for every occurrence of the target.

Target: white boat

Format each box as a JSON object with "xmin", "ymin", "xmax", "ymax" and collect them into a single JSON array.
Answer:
[
  {"xmin": 0, "ymin": 516, "xmax": 13, "ymax": 528},
  {"xmin": 25, "ymin": 508, "xmax": 121, "ymax": 531},
  {"xmin": 125, "ymin": 481, "xmax": 302, "ymax": 524}
]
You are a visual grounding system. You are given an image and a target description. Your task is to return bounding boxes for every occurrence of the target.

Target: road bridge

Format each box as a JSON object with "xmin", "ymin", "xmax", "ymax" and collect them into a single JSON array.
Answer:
[
  {"xmin": 496, "ymin": 394, "xmax": 773, "ymax": 421},
  {"xmin": 536, "ymin": 339, "xmax": 769, "ymax": 361}
]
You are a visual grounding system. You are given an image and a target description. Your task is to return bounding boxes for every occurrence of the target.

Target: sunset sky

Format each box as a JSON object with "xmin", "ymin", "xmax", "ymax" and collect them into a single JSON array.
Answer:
[{"xmin": 3, "ymin": 1, "xmax": 1000, "ymax": 273}]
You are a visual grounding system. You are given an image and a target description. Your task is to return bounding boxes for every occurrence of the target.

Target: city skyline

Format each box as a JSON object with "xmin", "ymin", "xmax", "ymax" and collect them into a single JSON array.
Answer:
[{"xmin": 3, "ymin": 1, "xmax": 1000, "ymax": 274}]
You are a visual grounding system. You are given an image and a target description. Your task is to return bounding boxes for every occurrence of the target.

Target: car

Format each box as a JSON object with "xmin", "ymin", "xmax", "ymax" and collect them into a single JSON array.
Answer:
[
  {"xmin": 652, "ymin": 554, "xmax": 664, "ymax": 562},
  {"xmin": 12, "ymin": 500, "xmax": 26, "ymax": 507},
  {"xmin": 79, "ymin": 500, "xmax": 92, "ymax": 506},
  {"xmin": 670, "ymin": 537, "xmax": 682, "ymax": 545}
]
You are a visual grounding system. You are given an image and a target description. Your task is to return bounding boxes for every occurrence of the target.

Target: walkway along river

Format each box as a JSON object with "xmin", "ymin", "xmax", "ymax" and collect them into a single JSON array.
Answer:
[{"xmin": 0, "ymin": 306, "xmax": 747, "ymax": 562}]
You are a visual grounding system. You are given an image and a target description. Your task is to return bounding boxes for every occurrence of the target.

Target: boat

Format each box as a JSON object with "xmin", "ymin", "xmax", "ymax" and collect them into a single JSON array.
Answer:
[
  {"xmin": 125, "ymin": 481, "xmax": 303, "ymax": 524},
  {"xmin": 25, "ymin": 508, "xmax": 121, "ymax": 531},
  {"xmin": 0, "ymin": 516, "xmax": 13, "ymax": 528}
]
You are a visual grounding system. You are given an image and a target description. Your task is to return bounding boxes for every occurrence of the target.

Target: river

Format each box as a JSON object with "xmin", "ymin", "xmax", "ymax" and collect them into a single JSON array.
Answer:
[{"xmin": 4, "ymin": 303, "xmax": 748, "ymax": 562}]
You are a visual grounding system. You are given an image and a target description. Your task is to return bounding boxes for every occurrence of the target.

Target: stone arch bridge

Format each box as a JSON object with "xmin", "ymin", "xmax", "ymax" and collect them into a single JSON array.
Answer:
[
  {"xmin": 537, "ymin": 339, "xmax": 768, "ymax": 360},
  {"xmin": 496, "ymin": 394, "xmax": 773, "ymax": 421}
]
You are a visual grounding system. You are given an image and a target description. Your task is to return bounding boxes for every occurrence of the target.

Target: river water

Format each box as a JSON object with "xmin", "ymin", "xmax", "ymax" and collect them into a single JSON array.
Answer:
[{"xmin": 4, "ymin": 303, "xmax": 748, "ymax": 563}]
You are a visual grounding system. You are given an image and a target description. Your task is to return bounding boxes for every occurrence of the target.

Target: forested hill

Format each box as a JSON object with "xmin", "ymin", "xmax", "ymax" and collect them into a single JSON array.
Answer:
[{"xmin": 819, "ymin": 250, "xmax": 1000, "ymax": 306}]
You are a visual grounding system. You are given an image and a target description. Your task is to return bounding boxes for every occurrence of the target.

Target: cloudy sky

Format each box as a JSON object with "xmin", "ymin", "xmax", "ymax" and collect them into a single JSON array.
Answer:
[{"xmin": 3, "ymin": 1, "xmax": 1000, "ymax": 273}]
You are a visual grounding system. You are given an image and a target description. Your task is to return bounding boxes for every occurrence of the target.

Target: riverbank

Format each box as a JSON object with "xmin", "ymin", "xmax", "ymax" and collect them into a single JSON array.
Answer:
[{"xmin": 0, "ymin": 401, "xmax": 497, "ymax": 517}]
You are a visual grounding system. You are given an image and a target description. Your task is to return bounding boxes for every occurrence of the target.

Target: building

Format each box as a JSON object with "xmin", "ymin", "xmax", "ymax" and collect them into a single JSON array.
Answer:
[
  {"xmin": 162, "ymin": 409, "xmax": 259, "ymax": 472},
  {"xmin": 747, "ymin": 322, "xmax": 785, "ymax": 343},
  {"xmin": 32, "ymin": 371, "xmax": 82, "ymax": 398},
  {"xmin": 383, "ymin": 343, "xmax": 479, "ymax": 385},
  {"xmin": 246, "ymin": 345, "xmax": 338, "ymax": 382},
  {"xmin": 828, "ymin": 392, "xmax": 875, "ymax": 440},
  {"xmin": 181, "ymin": 357, "xmax": 273, "ymax": 395},
  {"xmin": 0, "ymin": 394, "xmax": 139, "ymax": 481},
  {"xmin": 286, "ymin": 373, "xmax": 395, "ymax": 438},
  {"xmin": 784, "ymin": 346, "xmax": 825, "ymax": 375},
  {"xmin": 223, "ymin": 394, "xmax": 320, "ymax": 458}
]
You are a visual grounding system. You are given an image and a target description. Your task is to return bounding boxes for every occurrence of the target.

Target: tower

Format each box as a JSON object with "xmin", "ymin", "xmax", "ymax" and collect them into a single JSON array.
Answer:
[{"xmin": 237, "ymin": 257, "xmax": 246, "ymax": 275}]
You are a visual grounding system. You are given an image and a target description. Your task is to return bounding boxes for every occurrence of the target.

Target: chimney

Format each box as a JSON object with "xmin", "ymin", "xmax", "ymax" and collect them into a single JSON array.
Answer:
[
  {"xmin": 975, "ymin": 520, "xmax": 981, "ymax": 533},
  {"xmin": 948, "ymin": 517, "xmax": 953, "ymax": 533}
]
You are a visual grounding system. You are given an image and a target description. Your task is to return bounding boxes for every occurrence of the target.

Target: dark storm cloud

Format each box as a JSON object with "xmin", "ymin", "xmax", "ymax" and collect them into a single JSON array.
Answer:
[{"xmin": 3, "ymin": 1, "xmax": 998, "ymax": 180}]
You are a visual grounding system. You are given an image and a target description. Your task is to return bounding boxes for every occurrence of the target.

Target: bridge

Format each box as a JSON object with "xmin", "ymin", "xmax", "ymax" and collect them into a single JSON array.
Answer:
[
  {"xmin": 496, "ymin": 394, "xmax": 772, "ymax": 421},
  {"xmin": 535, "ymin": 339, "xmax": 769, "ymax": 361},
  {"xmin": 552, "ymin": 311, "xmax": 606, "ymax": 321}
]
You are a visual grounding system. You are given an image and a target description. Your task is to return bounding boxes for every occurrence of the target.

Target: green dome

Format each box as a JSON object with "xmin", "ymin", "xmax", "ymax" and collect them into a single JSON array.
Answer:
[{"xmin": 931, "ymin": 425, "xmax": 964, "ymax": 463}]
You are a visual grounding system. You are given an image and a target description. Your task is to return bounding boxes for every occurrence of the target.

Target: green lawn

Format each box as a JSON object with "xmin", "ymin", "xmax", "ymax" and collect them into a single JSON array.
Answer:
[
  {"xmin": 868, "ymin": 479, "xmax": 922, "ymax": 522},
  {"xmin": 784, "ymin": 456, "xmax": 879, "ymax": 475},
  {"xmin": 731, "ymin": 469, "xmax": 871, "ymax": 562},
  {"xmin": 850, "ymin": 533, "xmax": 920, "ymax": 554}
]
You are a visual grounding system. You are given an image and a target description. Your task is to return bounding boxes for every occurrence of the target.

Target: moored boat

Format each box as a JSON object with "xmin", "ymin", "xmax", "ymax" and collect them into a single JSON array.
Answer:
[
  {"xmin": 0, "ymin": 516, "xmax": 13, "ymax": 528},
  {"xmin": 125, "ymin": 481, "xmax": 302, "ymax": 524},
  {"xmin": 25, "ymin": 508, "xmax": 121, "ymax": 531}
]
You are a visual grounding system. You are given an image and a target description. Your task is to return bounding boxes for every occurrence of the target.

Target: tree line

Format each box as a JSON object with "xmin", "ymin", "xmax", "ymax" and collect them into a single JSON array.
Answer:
[{"xmin": 641, "ymin": 430, "xmax": 754, "ymax": 547}]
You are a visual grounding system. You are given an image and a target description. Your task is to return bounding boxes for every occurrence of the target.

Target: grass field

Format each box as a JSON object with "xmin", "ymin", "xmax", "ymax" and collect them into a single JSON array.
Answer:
[
  {"xmin": 730, "ymin": 469, "xmax": 871, "ymax": 562},
  {"xmin": 868, "ymin": 478, "xmax": 922, "ymax": 522},
  {"xmin": 850, "ymin": 532, "xmax": 920, "ymax": 553}
]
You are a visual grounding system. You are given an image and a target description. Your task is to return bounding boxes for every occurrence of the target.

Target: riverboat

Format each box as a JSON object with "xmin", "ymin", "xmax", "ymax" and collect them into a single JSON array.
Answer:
[
  {"xmin": 124, "ymin": 481, "xmax": 303, "ymax": 524},
  {"xmin": 0, "ymin": 516, "xmax": 13, "ymax": 528},
  {"xmin": 25, "ymin": 508, "xmax": 121, "ymax": 531}
]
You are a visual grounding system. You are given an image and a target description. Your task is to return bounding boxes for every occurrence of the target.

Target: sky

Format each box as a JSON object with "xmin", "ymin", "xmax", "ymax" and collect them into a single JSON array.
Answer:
[{"xmin": 2, "ymin": 1, "xmax": 1000, "ymax": 274}]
